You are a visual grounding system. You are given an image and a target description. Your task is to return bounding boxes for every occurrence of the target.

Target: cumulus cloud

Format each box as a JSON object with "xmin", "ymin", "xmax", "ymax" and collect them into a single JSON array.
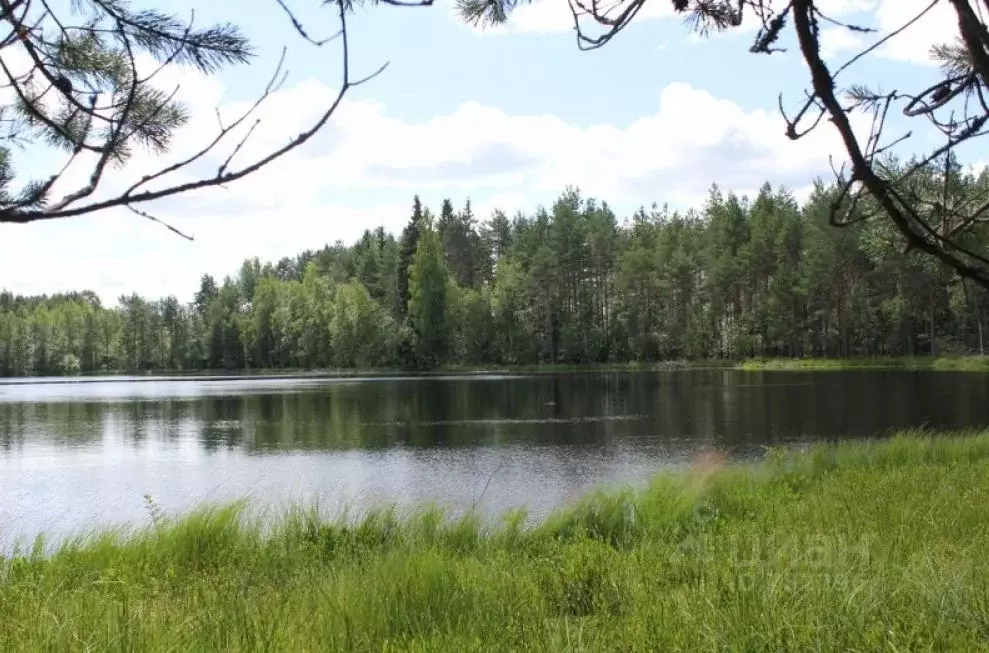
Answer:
[
  {"xmin": 1, "ymin": 45, "xmax": 868, "ymax": 304},
  {"xmin": 875, "ymin": 0, "xmax": 958, "ymax": 64},
  {"xmin": 810, "ymin": 0, "xmax": 958, "ymax": 65},
  {"xmin": 206, "ymin": 80, "xmax": 859, "ymax": 202}
]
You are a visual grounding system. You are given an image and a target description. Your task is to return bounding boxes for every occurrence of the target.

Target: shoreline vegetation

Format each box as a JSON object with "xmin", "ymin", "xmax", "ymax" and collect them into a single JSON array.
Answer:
[
  {"xmin": 6, "ymin": 184, "xmax": 989, "ymax": 380},
  {"xmin": 4, "ymin": 431, "xmax": 989, "ymax": 650},
  {"xmin": 2, "ymin": 355, "xmax": 988, "ymax": 383}
]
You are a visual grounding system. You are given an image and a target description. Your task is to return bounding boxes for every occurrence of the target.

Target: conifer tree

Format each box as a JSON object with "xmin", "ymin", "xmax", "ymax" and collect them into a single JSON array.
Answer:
[{"xmin": 397, "ymin": 195, "xmax": 426, "ymax": 319}]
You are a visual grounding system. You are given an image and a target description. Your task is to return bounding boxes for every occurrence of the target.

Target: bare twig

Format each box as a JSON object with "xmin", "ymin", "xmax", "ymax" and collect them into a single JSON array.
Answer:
[
  {"xmin": 0, "ymin": 0, "xmax": 424, "ymax": 230},
  {"xmin": 463, "ymin": 0, "xmax": 989, "ymax": 286},
  {"xmin": 790, "ymin": 0, "xmax": 989, "ymax": 288},
  {"xmin": 127, "ymin": 204, "xmax": 193, "ymax": 240},
  {"xmin": 274, "ymin": 0, "xmax": 334, "ymax": 46}
]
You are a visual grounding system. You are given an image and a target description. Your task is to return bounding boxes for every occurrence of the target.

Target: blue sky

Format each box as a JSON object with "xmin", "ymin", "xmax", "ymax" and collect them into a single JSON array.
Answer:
[{"xmin": 0, "ymin": 0, "xmax": 969, "ymax": 302}]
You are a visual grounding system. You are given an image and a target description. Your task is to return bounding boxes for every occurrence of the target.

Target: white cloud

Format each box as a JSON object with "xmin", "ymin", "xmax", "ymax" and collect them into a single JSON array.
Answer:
[
  {"xmin": 235, "ymin": 80, "xmax": 859, "ymax": 200},
  {"xmin": 875, "ymin": 0, "xmax": 957, "ymax": 64},
  {"xmin": 1, "ymin": 53, "xmax": 869, "ymax": 304},
  {"xmin": 812, "ymin": 0, "xmax": 958, "ymax": 65},
  {"xmin": 0, "ymin": 198, "xmax": 413, "ymax": 302},
  {"xmin": 819, "ymin": 27, "xmax": 866, "ymax": 59}
]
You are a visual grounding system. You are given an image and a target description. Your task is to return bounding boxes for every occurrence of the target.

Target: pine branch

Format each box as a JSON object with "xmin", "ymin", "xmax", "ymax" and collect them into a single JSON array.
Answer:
[{"xmin": 0, "ymin": 0, "xmax": 396, "ymax": 227}]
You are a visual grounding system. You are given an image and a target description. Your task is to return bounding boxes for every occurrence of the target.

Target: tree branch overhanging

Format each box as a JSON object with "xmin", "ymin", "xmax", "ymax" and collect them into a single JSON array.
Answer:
[
  {"xmin": 0, "ymin": 0, "xmax": 427, "ymax": 236},
  {"xmin": 462, "ymin": 0, "xmax": 989, "ymax": 289}
]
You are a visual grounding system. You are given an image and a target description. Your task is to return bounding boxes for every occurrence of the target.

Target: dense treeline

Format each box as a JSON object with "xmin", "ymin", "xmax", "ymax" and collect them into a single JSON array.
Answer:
[{"xmin": 2, "ymin": 156, "xmax": 989, "ymax": 376}]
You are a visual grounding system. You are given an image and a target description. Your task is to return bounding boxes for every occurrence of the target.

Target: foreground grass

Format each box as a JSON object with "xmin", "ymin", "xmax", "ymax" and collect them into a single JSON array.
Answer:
[{"xmin": 5, "ymin": 432, "xmax": 989, "ymax": 651}]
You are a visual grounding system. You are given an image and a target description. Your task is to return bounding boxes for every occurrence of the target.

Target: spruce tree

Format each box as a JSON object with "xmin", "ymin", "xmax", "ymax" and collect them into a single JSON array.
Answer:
[{"xmin": 397, "ymin": 195, "xmax": 425, "ymax": 319}]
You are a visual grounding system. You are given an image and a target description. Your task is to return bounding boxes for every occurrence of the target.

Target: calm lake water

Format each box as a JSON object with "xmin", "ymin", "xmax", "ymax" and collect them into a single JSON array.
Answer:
[{"xmin": 2, "ymin": 369, "xmax": 988, "ymax": 544}]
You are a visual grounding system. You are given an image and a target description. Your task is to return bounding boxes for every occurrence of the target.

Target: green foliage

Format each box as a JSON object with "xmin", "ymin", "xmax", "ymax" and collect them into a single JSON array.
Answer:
[
  {"xmin": 397, "ymin": 196, "xmax": 426, "ymax": 320},
  {"xmin": 5, "ymin": 432, "xmax": 989, "ymax": 649},
  {"xmin": 408, "ymin": 226, "xmax": 450, "ymax": 368},
  {"xmin": 4, "ymin": 161, "xmax": 989, "ymax": 375},
  {"xmin": 330, "ymin": 281, "xmax": 396, "ymax": 367},
  {"xmin": 0, "ymin": 1, "xmax": 253, "ymax": 209}
]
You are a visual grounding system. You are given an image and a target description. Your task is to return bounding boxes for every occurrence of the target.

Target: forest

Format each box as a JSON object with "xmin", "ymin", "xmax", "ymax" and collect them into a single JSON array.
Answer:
[{"xmin": 2, "ymin": 155, "xmax": 988, "ymax": 376}]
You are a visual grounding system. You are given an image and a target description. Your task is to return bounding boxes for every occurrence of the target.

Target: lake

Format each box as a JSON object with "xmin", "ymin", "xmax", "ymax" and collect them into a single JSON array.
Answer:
[{"xmin": 2, "ymin": 369, "xmax": 988, "ymax": 545}]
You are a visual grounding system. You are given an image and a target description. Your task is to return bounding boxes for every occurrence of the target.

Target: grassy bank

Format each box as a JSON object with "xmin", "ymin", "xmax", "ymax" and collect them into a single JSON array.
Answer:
[
  {"xmin": 444, "ymin": 356, "xmax": 989, "ymax": 374},
  {"xmin": 4, "ymin": 432, "xmax": 989, "ymax": 650},
  {"xmin": 737, "ymin": 355, "xmax": 989, "ymax": 372}
]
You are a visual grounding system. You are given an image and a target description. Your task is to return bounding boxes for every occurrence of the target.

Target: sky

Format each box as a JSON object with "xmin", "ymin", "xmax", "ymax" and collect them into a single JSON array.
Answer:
[{"xmin": 0, "ymin": 0, "xmax": 974, "ymax": 304}]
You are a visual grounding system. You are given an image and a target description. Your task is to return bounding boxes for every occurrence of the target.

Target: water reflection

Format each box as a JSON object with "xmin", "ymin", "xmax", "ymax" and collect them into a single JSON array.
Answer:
[
  {"xmin": 5, "ymin": 370, "xmax": 988, "ymax": 452},
  {"xmin": 1, "ymin": 370, "xmax": 988, "ymax": 544}
]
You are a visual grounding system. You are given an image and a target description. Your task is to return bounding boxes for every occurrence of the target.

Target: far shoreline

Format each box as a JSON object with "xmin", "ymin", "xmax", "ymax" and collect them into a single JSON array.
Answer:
[{"xmin": 1, "ymin": 355, "xmax": 988, "ymax": 385}]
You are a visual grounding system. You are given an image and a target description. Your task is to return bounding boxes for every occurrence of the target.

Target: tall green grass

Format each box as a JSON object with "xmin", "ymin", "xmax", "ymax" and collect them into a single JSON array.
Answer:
[{"xmin": 4, "ymin": 430, "xmax": 989, "ymax": 651}]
